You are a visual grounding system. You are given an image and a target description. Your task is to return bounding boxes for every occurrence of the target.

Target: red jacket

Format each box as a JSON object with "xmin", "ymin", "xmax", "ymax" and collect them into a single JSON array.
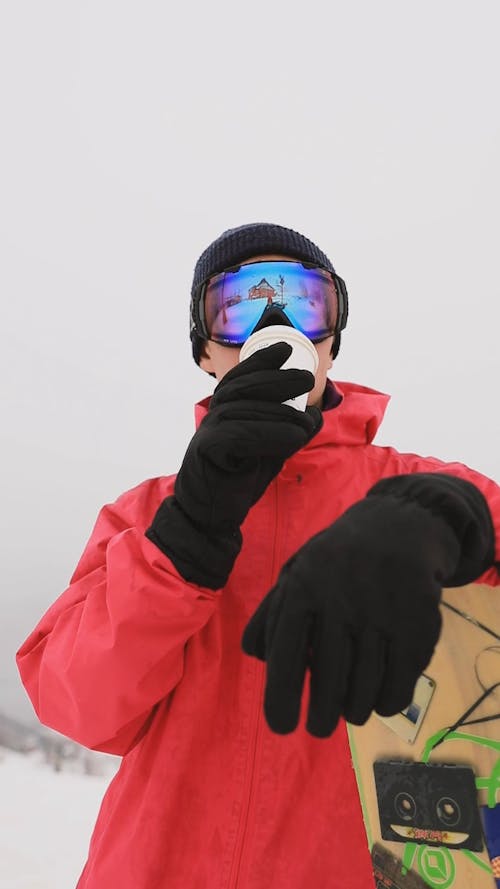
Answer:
[{"xmin": 17, "ymin": 381, "xmax": 500, "ymax": 889}]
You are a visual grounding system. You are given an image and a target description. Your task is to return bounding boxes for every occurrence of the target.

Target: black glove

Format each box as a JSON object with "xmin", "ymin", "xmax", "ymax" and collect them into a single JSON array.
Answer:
[
  {"xmin": 146, "ymin": 342, "xmax": 323, "ymax": 589},
  {"xmin": 242, "ymin": 472, "xmax": 495, "ymax": 738}
]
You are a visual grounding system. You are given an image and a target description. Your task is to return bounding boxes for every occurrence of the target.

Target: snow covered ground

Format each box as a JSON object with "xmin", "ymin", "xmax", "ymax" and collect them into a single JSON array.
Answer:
[{"xmin": 0, "ymin": 747, "xmax": 118, "ymax": 889}]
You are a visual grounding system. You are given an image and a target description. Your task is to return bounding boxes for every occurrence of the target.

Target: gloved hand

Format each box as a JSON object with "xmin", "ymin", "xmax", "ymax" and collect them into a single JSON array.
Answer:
[
  {"xmin": 242, "ymin": 472, "xmax": 495, "ymax": 738},
  {"xmin": 146, "ymin": 342, "xmax": 323, "ymax": 589}
]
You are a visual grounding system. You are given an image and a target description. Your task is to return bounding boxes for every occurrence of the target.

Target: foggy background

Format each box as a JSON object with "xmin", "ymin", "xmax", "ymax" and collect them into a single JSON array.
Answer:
[{"xmin": 2, "ymin": 2, "xmax": 499, "ymax": 747}]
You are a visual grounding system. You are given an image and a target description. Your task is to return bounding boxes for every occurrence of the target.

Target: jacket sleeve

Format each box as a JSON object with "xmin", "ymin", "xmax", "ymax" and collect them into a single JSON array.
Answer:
[
  {"xmin": 396, "ymin": 453, "xmax": 500, "ymax": 586},
  {"xmin": 16, "ymin": 478, "xmax": 222, "ymax": 755}
]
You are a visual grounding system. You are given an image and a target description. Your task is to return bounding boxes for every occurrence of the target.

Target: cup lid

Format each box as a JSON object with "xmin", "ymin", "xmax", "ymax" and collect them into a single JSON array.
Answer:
[{"xmin": 240, "ymin": 325, "xmax": 319, "ymax": 373}]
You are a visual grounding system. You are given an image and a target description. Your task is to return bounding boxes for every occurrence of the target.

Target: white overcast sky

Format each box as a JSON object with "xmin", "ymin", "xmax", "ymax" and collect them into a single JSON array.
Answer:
[{"xmin": 1, "ymin": 1, "xmax": 499, "ymax": 725}]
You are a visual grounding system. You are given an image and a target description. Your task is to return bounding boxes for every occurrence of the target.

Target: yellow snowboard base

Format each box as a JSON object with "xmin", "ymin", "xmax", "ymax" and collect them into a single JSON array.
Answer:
[{"xmin": 347, "ymin": 583, "xmax": 500, "ymax": 889}]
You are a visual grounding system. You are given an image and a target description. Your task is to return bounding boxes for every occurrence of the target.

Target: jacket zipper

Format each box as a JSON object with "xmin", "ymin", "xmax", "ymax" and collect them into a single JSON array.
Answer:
[
  {"xmin": 229, "ymin": 478, "xmax": 282, "ymax": 889},
  {"xmin": 228, "ymin": 663, "xmax": 266, "ymax": 889}
]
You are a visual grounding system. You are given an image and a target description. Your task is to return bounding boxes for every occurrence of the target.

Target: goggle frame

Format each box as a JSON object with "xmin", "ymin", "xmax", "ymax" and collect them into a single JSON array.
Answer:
[{"xmin": 191, "ymin": 259, "xmax": 349, "ymax": 347}]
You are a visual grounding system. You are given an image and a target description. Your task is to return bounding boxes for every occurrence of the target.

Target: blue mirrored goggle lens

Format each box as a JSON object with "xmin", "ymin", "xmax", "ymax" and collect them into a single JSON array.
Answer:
[{"xmin": 203, "ymin": 261, "xmax": 339, "ymax": 345}]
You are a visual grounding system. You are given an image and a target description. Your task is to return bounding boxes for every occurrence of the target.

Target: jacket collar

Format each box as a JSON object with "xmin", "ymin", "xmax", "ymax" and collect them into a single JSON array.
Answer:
[{"xmin": 194, "ymin": 379, "xmax": 391, "ymax": 447}]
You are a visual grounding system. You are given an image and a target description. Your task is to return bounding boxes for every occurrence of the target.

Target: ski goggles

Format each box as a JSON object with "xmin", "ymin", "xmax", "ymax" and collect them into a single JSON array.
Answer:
[{"xmin": 194, "ymin": 260, "xmax": 348, "ymax": 346}]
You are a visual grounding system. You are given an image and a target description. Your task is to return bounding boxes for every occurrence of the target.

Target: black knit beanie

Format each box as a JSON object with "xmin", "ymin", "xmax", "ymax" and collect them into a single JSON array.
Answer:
[{"xmin": 190, "ymin": 222, "xmax": 347, "ymax": 366}]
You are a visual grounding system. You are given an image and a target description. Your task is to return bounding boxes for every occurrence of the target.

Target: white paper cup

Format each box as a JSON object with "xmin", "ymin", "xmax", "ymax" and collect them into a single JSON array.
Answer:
[{"xmin": 239, "ymin": 325, "xmax": 319, "ymax": 411}]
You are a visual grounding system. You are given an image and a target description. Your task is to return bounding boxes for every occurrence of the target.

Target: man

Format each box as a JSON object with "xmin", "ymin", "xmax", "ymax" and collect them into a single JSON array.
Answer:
[{"xmin": 17, "ymin": 223, "xmax": 500, "ymax": 888}]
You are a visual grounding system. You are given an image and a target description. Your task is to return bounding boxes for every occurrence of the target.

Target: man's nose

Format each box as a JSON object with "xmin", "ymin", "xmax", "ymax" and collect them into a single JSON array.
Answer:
[{"xmin": 250, "ymin": 305, "xmax": 294, "ymax": 336}]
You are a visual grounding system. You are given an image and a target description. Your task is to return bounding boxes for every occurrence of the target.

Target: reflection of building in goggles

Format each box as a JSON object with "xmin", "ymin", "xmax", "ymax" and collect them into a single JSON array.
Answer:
[
  {"xmin": 201, "ymin": 261, "xmax": 340, "ymax": 345},
  {"xmin": 249, "ymin": 278, "xmax": 277, "ymax": 301}
]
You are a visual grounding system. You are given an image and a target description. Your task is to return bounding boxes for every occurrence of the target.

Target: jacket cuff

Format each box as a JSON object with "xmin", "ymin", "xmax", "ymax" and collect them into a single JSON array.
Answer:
[
  {"xmin": 145, "ymin": 496, "xmax": 242, "ymax": 591},
  {"xmin": 366, "ymin": 472, "xmax": 496, "ymax": 586}
]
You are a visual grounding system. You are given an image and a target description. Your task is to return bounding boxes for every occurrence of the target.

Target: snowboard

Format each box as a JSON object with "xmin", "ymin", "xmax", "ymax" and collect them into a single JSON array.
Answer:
[{"xmin": 347, "ymin": 582, "xmax": 500, "ymax": 889}]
